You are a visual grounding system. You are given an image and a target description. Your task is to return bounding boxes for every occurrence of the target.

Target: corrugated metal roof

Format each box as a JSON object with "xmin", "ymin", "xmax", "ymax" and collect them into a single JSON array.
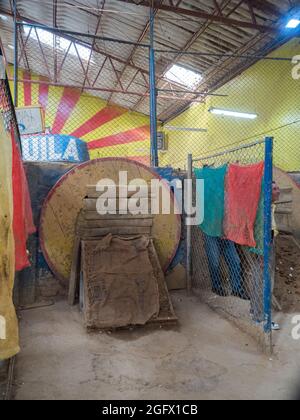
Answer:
[{"xmin": 0, "ymin": 0, "xmax": 297, "ymax": 120}]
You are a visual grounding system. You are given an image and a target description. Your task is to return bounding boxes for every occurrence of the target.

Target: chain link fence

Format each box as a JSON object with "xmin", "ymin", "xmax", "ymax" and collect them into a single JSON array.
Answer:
[
  {"xmin": 156, "ymin": 44, "xmax": 300, "ymax": 175},
  {"xmin": 0, "ymin": 62, "xmax": 21, "ymax": 148},
  {"xmin": 151, "ymin": 47, "xmax": 299, "ymax": 353},
  {"xmin": 6, "ymin": 20, "xmax": 300, "ymax": 353},
  {"xmin": 187, "ymin": 139, "xmax": 273, "ymax": 352}
]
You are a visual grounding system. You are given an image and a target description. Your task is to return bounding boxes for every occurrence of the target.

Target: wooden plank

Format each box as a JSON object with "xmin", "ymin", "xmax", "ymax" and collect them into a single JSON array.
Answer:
[
  {"xmin": 82, "ymin": 211, "xmax": 155, "ymax": 221},
  {"xmin": 78, "ymin": 227, "xmax": 152, "ymax": 237},
  {"xmin": 275, "ymin": 209, "xmax": 293, "ymax": 215},
  {"xmin": 86, "ymin": 184, "xmax": 154, "ymax": 199},
  {"xmin": 148, "ymin": 239, "xmax": 178, "ymax": 322},
  {"xmin": 77, "ymin": 218, "xmax": 153, "ymax": 228},
  {"xmin": 68, "ymin": 236, "xmax": 81, "ymax": 306},
  {"xmin": 83, "ymin": 198, "xmax": 154, "ymax": 211},
  {"xmin": 274, "ymin": 167, "xmax": 300, "ymax": 242},
  {"xmin": 279, "ymin": 187, "xmax": 293, "ymax": 193}
]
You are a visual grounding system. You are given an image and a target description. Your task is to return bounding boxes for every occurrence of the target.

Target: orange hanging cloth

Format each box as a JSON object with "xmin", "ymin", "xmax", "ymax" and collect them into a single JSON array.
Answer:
[
  {"xmin": 11, "ymin": 127, "xmax": 36, "ymax": 271},
  {"xmin": 224, "ymin": 162, "xmax": 264, "ymax": 248}
]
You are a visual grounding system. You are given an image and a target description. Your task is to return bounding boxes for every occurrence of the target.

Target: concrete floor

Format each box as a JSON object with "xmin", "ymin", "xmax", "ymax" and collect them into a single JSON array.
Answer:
[{"xmin": 12, "ymin": 292, "xmax": 300, "ymax": 400}]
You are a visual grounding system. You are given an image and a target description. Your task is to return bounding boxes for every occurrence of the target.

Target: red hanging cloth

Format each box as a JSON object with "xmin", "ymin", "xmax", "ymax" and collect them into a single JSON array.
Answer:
[
  {"xmin": 224, "ymin": 162, "xmax": 264, "ymax": 248},
  {"xmin": 11, "ymin": 127, "xmax": 36, "ymax": 271}
]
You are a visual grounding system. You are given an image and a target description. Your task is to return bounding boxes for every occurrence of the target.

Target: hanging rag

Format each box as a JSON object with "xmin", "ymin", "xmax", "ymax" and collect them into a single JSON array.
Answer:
[
  {"xmin": 0, "ymin": 117, "xmax": 19, "ymax": 360},
  {"xmin": 224, "ymin": 162, "xmax": 264, "ymax": 247},
  {"xmin": 194, "ymin": 165, "xmax": 227, "ymax": 237},
  {"xmin": 11, "ymin": 127, "xmax": 36, "ymax": 271}
]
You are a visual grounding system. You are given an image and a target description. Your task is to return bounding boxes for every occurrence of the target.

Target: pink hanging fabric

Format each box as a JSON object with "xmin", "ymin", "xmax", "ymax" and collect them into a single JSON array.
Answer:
[
  {"xmin": 11, "ymin": 127, "xmax": 36, "ymax": 271},
  {"xmin": 224, "ymin": 162, "xmax": 264, "ymax": 247}
]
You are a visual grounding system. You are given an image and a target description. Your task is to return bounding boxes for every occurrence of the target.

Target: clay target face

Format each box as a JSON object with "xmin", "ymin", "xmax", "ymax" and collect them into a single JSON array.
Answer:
[{"xmin": 40, "ymin": 158, "xmax": 181, "ymax": 284}]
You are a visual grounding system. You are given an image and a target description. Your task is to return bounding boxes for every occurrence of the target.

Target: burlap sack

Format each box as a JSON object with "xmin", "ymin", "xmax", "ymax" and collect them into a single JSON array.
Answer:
[
  {"xmin": 81, "ymin": 235, "xmax": 160, "ymax": 329},
  {"xmin": 0, "ymin": 116, "xmax": 19, "ymax": 360}
]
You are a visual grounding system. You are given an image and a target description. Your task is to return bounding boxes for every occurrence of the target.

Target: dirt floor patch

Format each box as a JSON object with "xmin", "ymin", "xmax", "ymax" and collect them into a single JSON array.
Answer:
[
  {"xmin": 11, "ymin": 292, "xmax": 300, "ymax": 400},
  {"xmin": 274, "ymin": 235, "xmax": 300, "ymax": 313}
]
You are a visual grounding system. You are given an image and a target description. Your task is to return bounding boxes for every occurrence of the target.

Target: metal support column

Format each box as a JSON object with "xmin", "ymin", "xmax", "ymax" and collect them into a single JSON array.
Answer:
[
  {"xmin": 13, "ymin": 0, "xmax": 18, "ymax": 107},
  {"xmin": 263, "ymin": 137, "xmax": 273, "ymax": 339},
  {"xmin": 149, "ymin": 7, "xmax": 158, "ymax": 167},
  {"xmin": 186, "ymin": 153, "xmax": 193, "ymax": 294}
]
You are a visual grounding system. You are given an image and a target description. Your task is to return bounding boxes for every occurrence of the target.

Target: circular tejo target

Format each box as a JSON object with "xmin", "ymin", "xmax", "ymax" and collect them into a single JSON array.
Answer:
[{"xmin": 40, "ymin": 158, "xmax": 182, "ymax": 285}]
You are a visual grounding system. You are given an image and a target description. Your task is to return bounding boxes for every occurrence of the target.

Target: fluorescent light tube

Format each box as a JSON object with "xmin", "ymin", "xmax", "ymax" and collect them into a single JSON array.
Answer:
[
  {"xmin": 164, "ymin": 126, "xmax": 207, "ymax": 132},
  {"xmin": 209, "ymin": 108, "xmax": 257, "ymax": 120}
]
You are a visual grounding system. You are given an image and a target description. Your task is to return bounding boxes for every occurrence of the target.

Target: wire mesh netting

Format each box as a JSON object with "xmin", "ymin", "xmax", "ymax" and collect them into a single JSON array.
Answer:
[
  {"xmin": 13, "ymin": 23, "xmax": 151, "ymax": 164},
  {"xmin": 190, "ymin": 140, "xmax": 273, "ymax": 351},
  {"xmin": 156, "ymin": 42, "xmax": 300, "ymax": 175},
  {"xmin": 4, "ymin": 19, "xmax": 299, "ymax": 354},
  {"xmin": 154, "ymin": 47, "xmax": 298, "ymax": 352},
  {"xmin": 0, "ymin": 72, "xmax": 20, "ymax": 146}
]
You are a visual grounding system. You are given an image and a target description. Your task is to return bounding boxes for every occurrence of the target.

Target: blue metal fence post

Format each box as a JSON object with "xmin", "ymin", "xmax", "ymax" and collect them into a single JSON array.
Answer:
[
  {"xmin": 149, "ymin": 7, "xmax": 158, "ymax": 167},
  {"xmin": 263, "ymin": 137, "xmax": 273, "ymax": 337}
]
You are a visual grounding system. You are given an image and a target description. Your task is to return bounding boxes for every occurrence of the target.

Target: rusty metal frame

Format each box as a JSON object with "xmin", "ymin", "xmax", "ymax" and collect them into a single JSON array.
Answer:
[
  {"xmin": 34, "ymin": 26, "xmax": 52, "ymax": 79},
  {"xmin": 81, "ymin": 0, "xmax": 106, "ymax": 92},
  {"xmin": 1, "ymin": 0, "xmax": 292, "ymax": 119},
  {"xmin": 17, "ymin": 26, "xmax": 32, "ymax": 68},
  {"xmin": 116, "ymin": 0, "xmax": 277, "ymax": 32},
  {"xmin": 8, "ymin": 76, "xmax": 207, "ymax": 103},
  {"xmin": 92, "ymin": 56, "xmax": 107, "ymax": 87},
  {"xmin": 107, "ymin": 0, "xmax": 165, "ymax": 104},
  {"xmin": 3, "ymin": 9, "xmax": 210, "ymax": 97},
  {"xmin": 132, "ymin": 0, "xmax": 235, "ymax": 111},
  {"xmin": 73, "ymin": 42, "xmax": 92, "ymax": 86}
]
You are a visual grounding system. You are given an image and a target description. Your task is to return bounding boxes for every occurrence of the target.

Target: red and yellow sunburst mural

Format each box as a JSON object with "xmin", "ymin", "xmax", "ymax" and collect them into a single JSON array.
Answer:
[{"xmin": 9, "ymin": 68, "xmax": 151, "ymax": 165}]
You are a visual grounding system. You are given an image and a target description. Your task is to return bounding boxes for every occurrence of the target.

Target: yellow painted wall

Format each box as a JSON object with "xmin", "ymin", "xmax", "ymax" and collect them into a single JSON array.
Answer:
[
  {"xmin": 161, "ymin": 39, "xmax": 300, "ymax": 171},
  {"xmin": 8, "ymin": 66, "xmax": 151, "ymax": 165}
]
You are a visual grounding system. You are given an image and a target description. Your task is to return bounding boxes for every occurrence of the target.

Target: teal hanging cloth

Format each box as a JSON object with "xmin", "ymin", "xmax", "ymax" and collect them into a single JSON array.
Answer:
[{"xmin": 194, "ymin": 165, "xmax": 228, "ymax": 237}]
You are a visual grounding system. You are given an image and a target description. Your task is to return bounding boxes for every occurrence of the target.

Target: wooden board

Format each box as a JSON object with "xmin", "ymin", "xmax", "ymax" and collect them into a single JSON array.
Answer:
[
  {"xmin": 40, "ymin": 158, "xmax": 181, "ymax": 285},
  {"xmin": 274, "ymin": 167, "xmax": 300, "ymax": 240},
  {"xmin": 68, "ymin": 236, "xmax": 81, "ymax": 306}
]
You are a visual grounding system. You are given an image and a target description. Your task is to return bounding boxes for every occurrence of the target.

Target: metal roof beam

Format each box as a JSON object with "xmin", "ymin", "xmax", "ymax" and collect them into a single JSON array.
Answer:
[
  {"xmin": 107, "ymin": 1, "xmax": 163, "ymax": 104},
  {"xmin": 82, "ymin": 0, "xmax": 106, "ymax": 91},
  {"xmin": 0, "ymin": 9, "xmax": 150, "ymax": 76},
  {"xmin": 53, "ymin": 0, "xmax": 57, "ymax": 81},
  {"xmin": 0, "ymin": 7, "xmax": 204, "ymax": 95},
  {"xmin": 116, "ymin": 0, "xmax": 277, "ymax": 32},
  {"xmin": 247, "ymin": 0, "xmax": 282, "ymax": 18},
  {"xmin": 131, "ymin": 0, "xmax": 233, "ymax": 111}
]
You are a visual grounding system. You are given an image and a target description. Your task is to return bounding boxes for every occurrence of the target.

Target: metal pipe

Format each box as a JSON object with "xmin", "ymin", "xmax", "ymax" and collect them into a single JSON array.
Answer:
[
  {"xmin": 186, "ymin": 153, "xmax": 193, "ymax": 294},
  {"xmin": 7, "ymin": 78, "xmax": 206, "ymax": 102},
  {"xmin": 149, "ymin": 7, "xmax": 158, "ymax": 167},
  {"xmin": 0, "ymin": 38, "xmax": 9, "ymax": 77},
  {"xmin": 157, "ymin": 88, "xmax": 228, "ymax": 96},
  {"xmin": 263, "ymin": 137, "xmax": 274, "ymax": 347},
  {"xmin": 154, "ymin": 50, "xmax": 293, "ymax": 61},
  {"xmin": 17, "ymin": 21, "xmax": 150, "ymax": 48},
  {"xmin": 192, "ymin": 139, "xmax": 266, "ymax": 163},
  {"xmin": 13, "ymin": 0, "xmax": 18, "ymax": 107}
]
